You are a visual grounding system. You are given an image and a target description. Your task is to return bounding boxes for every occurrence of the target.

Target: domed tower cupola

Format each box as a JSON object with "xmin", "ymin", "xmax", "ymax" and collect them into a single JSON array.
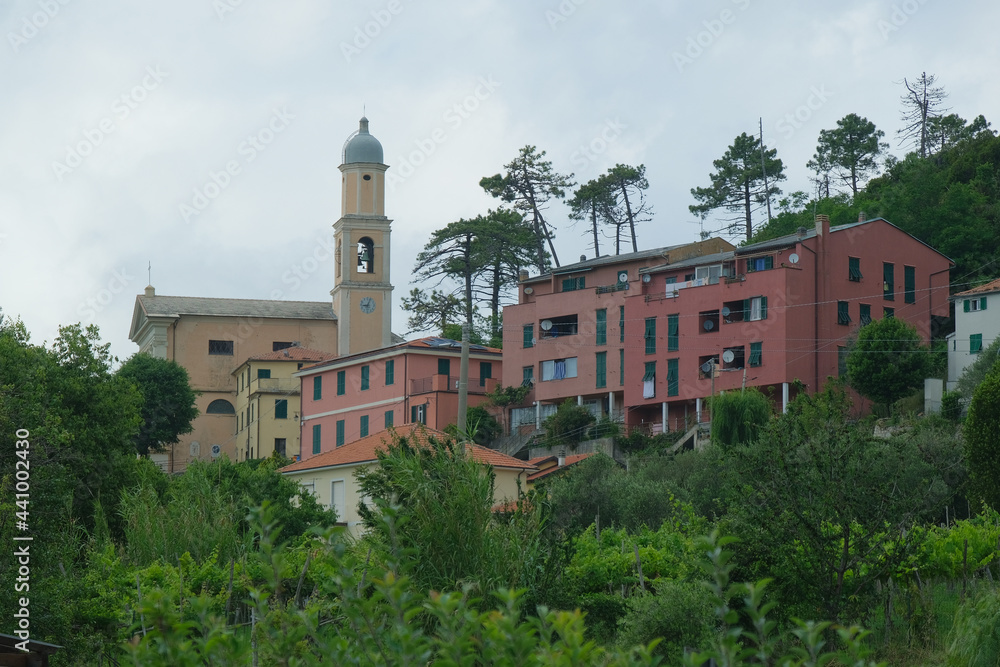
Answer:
[{"xmin": 342, "ymin": 116, "xmax": 384, "ymax": 165}]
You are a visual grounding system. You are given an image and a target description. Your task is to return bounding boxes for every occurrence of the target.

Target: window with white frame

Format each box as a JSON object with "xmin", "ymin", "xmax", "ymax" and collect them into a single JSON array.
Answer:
[
  {"xmin": 695, "ymin": 264, "xmax": 723, "ymax": 285},
  {"xmin": 330, "ymin": 479, "xmax": 346, "ymax": 523},
  {"xmin": 540, "ymin": 357, "xmax": 578, "ymax": 381}
]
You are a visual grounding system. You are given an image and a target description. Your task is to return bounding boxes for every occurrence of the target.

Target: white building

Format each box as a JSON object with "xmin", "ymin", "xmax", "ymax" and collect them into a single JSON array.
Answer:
[{"xmin": 948, "ymin": 277, "xmax": 1000, "ymax": 388}]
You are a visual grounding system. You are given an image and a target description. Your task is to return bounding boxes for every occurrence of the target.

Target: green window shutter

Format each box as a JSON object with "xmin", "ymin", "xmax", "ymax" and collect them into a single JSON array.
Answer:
[
  {"xmin": 480, "ymin": 362, "xmax": 492, "ymax": 387},
  {"xmin": 596, "ymin": 309, "xmax": 607, "ymax": 345},
  {"xmin": 257, "ymin": 368, "xmax": 270, "ymax": 379},
  {"xmin": 904, "ymin": 266, "xmax": 915, "ymax": 303},
  {"xmin": 764, "ymin": 256, "xmax": 773, "ymax": 270},
  {"xmin": 743, "ymin": 298, "xmax": 751, "ymax": 320},
  {"xmin": 411, "ymin": 405, "xmax": 417, "ymax": 423},
  {"xmin": 562, "ymin": 278, "xmax": 576, "ymax": 292},
  {"xmin": 312, "ymin": 424, "xmax": 321, "ymax": 454},
  {"xmin": 964, "ymin": 299, "xmax": 971, "ymax": 313},
  {"xmin": 619, "ymin": 349, "xmax": 625, "ymax": 386},
  {"xmin": 577, "ymin": 277, "xmax": 586, "ymax": 289},
  {"xmin": 336, "ymin": 420, "xmax": 345, "ymax": 447},
  {"xmin": 385, "ymin": 359, "xmax": 395, "ymax": 385},
  {"xmin": 749, "ymin": 342, "xmax": 762, "ymax": 367},
  {"xmin": 619, "ymin": 306, "xmax": 625, "ymax": 343},
  {"xmin": 884, "ymin": 307, "xmax": 894, "ymax": 318},
  {"xmin": 981, "ymin": 296, "xmax": 988, "ymax": 310},
  {"xmin": 360, "ymin": 415, "xmax": 369, "ymax": 438},
  {"xmin": 438, "ymin": 358, "xmax": 450, "ymax": 376},
  {"xmin": 760, "ymin": 296, "xmax": 768, "ymax": 320},
  {"xmin": 643, "ymin": 361, "xmax": 656, "ymax": 382},
  {"xmin": 667, "ymin": 314, "xmax": 679, "ymax": 351},
  {"xmin": 883, "ymin": 263, "xmax": 894, "ymax": 300},
  {"xmin": 313, "ymin": 376, "xmax": 322, "ymax": 401},
  {"xmin": 667, "ymin": 358, "xmax": 679, "ymax": 396},
  {"xmin": 337, "ymin": 370, "xmax": 345, "ymax": 395},
  {"xmin": 644, "ymin": 317, "xmax": 656, "ymax": 354},
  {"xmin": 522, "ymin": 366, "xmax": 533, "ymax": 386},
  {"xmin": 523, "ymin": 324, "xmax": 534, "ymax": 348},
  {"xmin": 849, "ymin": 257, "xmax": 862, "ymax": 281},
  {"xmin": 971, "ymin": 334, "xmax": 983, "ymax": 354},
  {"xmin": 274, "ymin": 399, "xmax": 287, "ymax": 419},
  {"xmin": 385, "ymin": 410, "xmax": 394, "ymax": 427},
  {"xmin": 361, "ymin": 365, "xmax": 370, "ymax": 390},
  {"xmin": 860, "ymin": 304, "xmax": 871, "ymax": 326},
  {"xmin": 837, "ymin": 301, "xmax": 851, "ymax": 325},
  {"xmin": 596, "ymin": 352, "xmax": 607, "ymax": 388}
]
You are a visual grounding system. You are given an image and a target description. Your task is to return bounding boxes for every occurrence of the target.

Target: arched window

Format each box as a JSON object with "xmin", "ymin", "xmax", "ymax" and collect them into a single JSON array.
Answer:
[
  {"xmin": 357, "ymin": 237, "xmax": 375, "ymax": 274},
  {"xmin": 206, "ymin": 399, "xmax": 235, "ymax": 415}
]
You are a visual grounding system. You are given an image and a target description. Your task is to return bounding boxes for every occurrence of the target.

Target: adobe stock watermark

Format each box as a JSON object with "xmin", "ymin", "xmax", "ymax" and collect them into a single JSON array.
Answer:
[
  {"xmin": 673, "ymin": 0, "xmax": 751, "ymax": 73},
  {"xmin": 570, "ymin": 118, "xmax": 627, "ymax": 169},
  {"xmin": 270, "ymin": 234, "xmax": 337, "ymax": 299},
  {"xmin": 77, "ymin": 267, "xmax": 135, "ymax": 321},
  {"xmin": 775, "ymin": 85, "xmax": 834, "ymax": 140},
  {"xmin": 213, "ymin": 0, "xmax": 249, "ymax": 21},
  {"xmin": 340, "ymin": 0, "xmax": 409, "ymax": 62},
  {"xmin": 876, "ymin": 0, "xmax": 931, "ymax": 40},
  {"xmin": 386, "ymin": 76, "xmax": 501, "ymax": 192},
  {"xmin": 7, "ymin": 0, "xmax": 73, "ymax": 54},
  {"xmin": 51, "ymin": 66, "xmax": 169, "ymax": 183},
  {"xmin": 179, "ymin": 108, "xmax": 294, "ymax": 223},
  {"xmin": 545, "ymin": 0, "xmax": 588, "ymax": 30}
]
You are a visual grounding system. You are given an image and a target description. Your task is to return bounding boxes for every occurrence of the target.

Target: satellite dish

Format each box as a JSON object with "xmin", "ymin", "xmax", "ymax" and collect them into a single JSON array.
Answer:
[
  {"xmin": 524, "ymin": 287, "xmax": 533, "ymax": 295},
  {"xmin": 211, "ymin": 444, "xmax": 221, "ymax": 458},
  {"xmin": 789, "ymin": 253, "xmax": 800, "ymax": 264},
  {"xmin": 722, "ymin": 350, "xmax": 736, "ymax": 364},
  {"xmin": 540, "ymin": 319, "xmax": 553, "ymax": 331},
  {"xmin": 721, "ymin": 306, "xmax": 731, "ymax": 317},
  {"xmin": 642, "ymin": 274, "xmax": 652, "ymax": 284},
  {"xmin": 703, "ymin": 320, "xmax": 714, "ymax": 331},
  {"xmin": 701, "ymin": 362, "xmax": 713, "ymax": 374}
]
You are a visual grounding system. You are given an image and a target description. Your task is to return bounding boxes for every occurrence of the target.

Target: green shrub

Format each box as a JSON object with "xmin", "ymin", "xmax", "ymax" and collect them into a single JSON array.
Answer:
[
  {"xmin": 616, "ymin": 580, "xmax": 715, "ymax": 664},
  {"xmin": 964, "ymin": 363, "xmax": 1000, "ymax": 510},
  {"xmin": 946, "ymin": 588, "xmax": 1000, "ymax": 667},
  {"xmin": 941, "ymin": 389, "xmax": 963, "ymax": 422},
  {"xmin": 542, "ymin": 399, "xmax": 596, "ymax": 449}
]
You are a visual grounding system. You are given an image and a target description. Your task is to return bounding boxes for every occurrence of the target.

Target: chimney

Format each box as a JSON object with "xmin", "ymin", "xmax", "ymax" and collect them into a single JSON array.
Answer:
[
  {"xmin": 518, "ymin": 269, "xmax": 529, "ymax": 282},
  {"xmin": 580, "ymin": 254, "xmax": 587, "ymax": 262},
  {"xmin": 796, "ymin": 226, "xmax": 808, "ymax": 240},
  {"xmin": 858, "ymin": 211, "xmax": 867, "ymax": 223},
  {"xmin": 144, "ymin": 285, "xmax": 155, "ymax": 297},
  {"xmin": 815, "ymin": 214, "xmax": 830, "ymax": 237}
]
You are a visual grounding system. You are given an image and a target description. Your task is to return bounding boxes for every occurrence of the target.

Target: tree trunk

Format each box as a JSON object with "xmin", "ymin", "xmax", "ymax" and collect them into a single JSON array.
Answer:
[
  {"xmin": 621, "ymin": 183, "xmax": 638, "ymax": 253},
  {"xmin": 590, "ymin": 203, "xmax": 600, "ymax": 257},
  {"xmin": 743, "ymin": 179, "xmax": 753, "ymax": 242},
  {"xmin": 463, "ymin": 234, "xmax": 474, "ymax": 327}
]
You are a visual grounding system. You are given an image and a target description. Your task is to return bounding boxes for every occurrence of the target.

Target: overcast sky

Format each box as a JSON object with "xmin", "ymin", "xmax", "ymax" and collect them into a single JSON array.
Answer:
[{"xmin": 1, "ymin": 0, "xmax": 997, "ymax": 360}]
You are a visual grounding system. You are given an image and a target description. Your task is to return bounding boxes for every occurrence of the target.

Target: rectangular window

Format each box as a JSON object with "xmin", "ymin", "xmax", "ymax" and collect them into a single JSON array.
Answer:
[
  {"xmin": 749, "ymin": 342, "xmax": 762, "ymax": 367},
  {"xmin": 644, "ymin": 317, "xmax": 656, "ymax": 354},
  {"xmin": 883, "ymin": 262, "xmax": 894, "ymax": 300},
  {"xmin": 596, "ymin": 309, "xmax": 607, "ymax": 346},
  {"xmin": 411, "ymin": 404, "xmax": 426, "ymax": 425},
  {"xmin": 522, "ymin": 366, "xmax": 534, "ymax": 386},
  {"xmin": 667, "ymin": 358, "xmax": 679, "ymax": 397},
  {"xmin": 385, "ymin": 359, "xmax": 395, "ymax": 385},
  {"xmin": 385, "ymin": 410, "xmax": 394, "ymax": 427},
  {"xmin": 965, "ymin": 297, "xmax": 988, "ymax": 312},
  {"xmin": 312, "ymin": 424, "xmax": 321, "ymax": 455},
  {"xmin": 438, "ymin": 358, "xmax": 451, "ymax": 376},
  {"xmin": 561, "ymin": 276, "xmax": 586, "ymax": 291},
  {"xmin": 336, "ymin": 419, "xmax": 345, "ymax": 447},
  {"xmin": 523, "ymin": 324, "xmax": 534, "ymax": 348},
  {"xmin": 361, "ymin": 365, "xmax": 370, "ymax": 390},
  {"xmin": 540, "ymin": 357, "xmax": 578, "ymax": 381},
  {"xmin": 860, "ymin": 304, "xmax": 872, "ymax": 326},
  {"xmin": 665, "ymin": 276, "xmax": 678, "ymax": 285},
  {"xmin": 257, "ymin": 368, "xmax": 271, "ymax": 379},
  {"xmin": 884, "ymin": 307, "xmax": 895, "ymax": 318},
  {"xmin": 274, "ymin": 399, "xmax": 287, "ymax": 419},
  {"xmin": 642, "ymin": 361, "xmax": 656, "ymax": 400},
  {"xmin": 619, "ymin": 306, "xmax": 625, "ymax": 343},
  {"xmin": 479, "ymin": 361, "xmax": 493, "ymax": 387},
  {"xmin": 619, "ymin": 348, "xmax": 625, "ymax": 386},
  {"xmin": 849, "ymin": 257, "xmax": 862, "ymax": 282},
  {"xmin": 971, "ymin": 333, "xmax": 984, "ymax": 354},
  {"xmin": 208, "ymin": 340, "xmax": 234, "ymax": 355},
  {"xmin": 695, "ymin": 264, "xmax": 723, "ymax": 284},
  {"xmin": 274, "ymin": 438, "xmax": 286, "ymax": 457},
  {"xmin": 746, "ymin": 256, "xmax": 774, "ymax": 273},
  {"xmin": 272, "ymin": 341, "xmax": 294, "ymax": 351},
  {"xmin": 904, "ymin": 266, "xmax": 915, "ymax": 303},
  {"xmin": 331, "ymin": 480, "xmax": 345, "ymax": 523},
  {"xmin": 336, "ymin": 370, "xmax": 345, "ymax": 396},
  {"xmin": 837, "ymin": 301, "xmax": 851, "ymax": 325},
  {"xmin": 360, "ymin": 415, "xmax": 369, "ymax": 437},
  {"xmin": 667, "ymin": 314, "xmax": 679, "ymax": 351},
  {"xmin": 596, "ymin": 351, "xmax": 607, "ymax": 388},
  {"xmin": 313, "ymin": 376, "xmax": 322, "ymax": 401},
  {"xmin": 838, "ymin": 346, "xmax": 848, "ymax": 377},
  {"xmin": 542, "ymin": 314, "xmax": 578, "ymax": 337},
  {"xmin": 747, "ymin": 296, "xmax": 768, "ymax": 322}
]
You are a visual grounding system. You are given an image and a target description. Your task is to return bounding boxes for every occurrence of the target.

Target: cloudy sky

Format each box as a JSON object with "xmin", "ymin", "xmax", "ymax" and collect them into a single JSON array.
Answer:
[{"xmin": 1, "ymin": 0, "xmax": 997, "ymax": 359}]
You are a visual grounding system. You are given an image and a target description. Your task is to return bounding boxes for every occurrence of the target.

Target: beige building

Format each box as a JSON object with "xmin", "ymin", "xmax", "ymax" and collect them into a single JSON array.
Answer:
[
  {"xmin": 232, "ymin": 346, "xmax": 335, "ymax": 462},
  {"xmin": 280, "ymin": 423, "xmax": 537, "ymax": 537}
]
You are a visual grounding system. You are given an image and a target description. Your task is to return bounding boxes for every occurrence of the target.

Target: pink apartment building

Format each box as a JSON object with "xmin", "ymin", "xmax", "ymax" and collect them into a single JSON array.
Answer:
[{"xmin": 295, "ymin": 337, "xmax": 502, "ymax": 461}]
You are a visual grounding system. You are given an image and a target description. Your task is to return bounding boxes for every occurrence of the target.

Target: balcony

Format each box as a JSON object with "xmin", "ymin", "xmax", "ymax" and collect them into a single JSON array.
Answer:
[
  {"xmin": 250, "ymin": 378, "xmax": 300, "ymax": 394},
  {"xmin": 409, "ymin": 375, "xmax": 495, "ymax": 396}
]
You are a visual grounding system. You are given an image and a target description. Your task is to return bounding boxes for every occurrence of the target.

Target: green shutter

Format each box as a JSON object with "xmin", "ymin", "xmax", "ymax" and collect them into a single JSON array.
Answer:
[
  {"xmin": 982, "ymin": 296, "xmax": 988, "ymax": 310},
  {"xmin": 883, "ymin": 263, "xmax": 894, "ymax": 300},
  {"xmin": 643, "ymin": 361, "xmax": 656, "ymax": 382},
  {"xmin": 361, "ymin": 365, "xmax": 370, "ymax": 390},
  {"xmin": 480, "ymin": 362, "xmax": 492, "ymax": 387},
  {"xmin": 849, "ymin": 257, "xmax": 862, "ymax": 281},
  {"xmin": 905, "ymin": 266, "xmax": 916, "ymax": 303},
  {"xmin": 667, "ymin": 314, "xmax": 679, "ymax": 351},
  {"xmin": 884, "ymin": 307, "xmax": 894, "ymax": 318},
  {"xmin": 860, "ymin": 304, "xmax": 871, "ymax": 326},
  {"xmin": 644, "ymin": 317, "xmax": 656, "ymax": 354},
  {"xmin": 438, "ymin": 358, "xmax": 450, "ymax": 376},
  {"xmin": 760, "ymin": 296, "xmax": 768, "ymax": 320},
  {"xmin": 596, "ymin": 352, "xmax": 607, "ymax": 388},
  {"xmin": 838, "ymin": 301, "xmax": 851, "ymax": 325},
  {"xmin": 522, "ymin": 366, "xmax": 533, "ymax": 386},
  {"xmin": 964, "ymin": 299, "xmax": 971, "ymax": 313},
  {"xmin": 313, "ymin": 376, "xmax": 322, "ymax": 400},
  {"xmin": 523, "ymin": 324, "xmax": 534, "ymax": 348},
  {"xmin": 336, "ymin": 420, "xmax": 345, "ymax": 447},
  {"xmin": 764, "ymin": 256, "xmax": 773, "ymax": 270},
  {"xmin": 743, "ymin": 298, "xmax": 751, "ymax": 321},
  {"xmin": 312, "ymin": 424, "xmax": 321, "ymax": 454},
  {"xmin": 619, "ymin": 349, "xmax": 625, "ymax": 386},
  {"xmin": 337, "ymin": 370, "xmax": 345, "ymax": 395},
  {"xmin": 274, "ymin": 399, "xmax": 287, "ymax": 419},
  {"xmin": 749, "ymin": 342, "xmax": 762, "ymax": 367},
  {"xmin": 385, "ymin": 410, "xmax": 394, "ymax": 427},
  {"xmin": 385, "ymin": 359, "xmax": 395, "ymax": 385},
  {"xmin": 360, "ymin": 415, "xmax": 369, "ymax": 438},
  {"xmin": 971, "ymin": 334, "xmax": 983, "ymax": 354},
  {"xmin": 596, "ymin": 309, "xmax": 607, "ymax": 345},
  {"xmin": 257, "ymin": 368, "xmax": 271, "ymax": 379},
  {"xmin": 562, "ymin": 278, "xmax": 576, "ymax": 292},
  {"xmin": 667, "ymin": 358, "xmax": 679, "ymax": 396},
  {"xmin": 619, "ymin": 306, "xmax": 625, "ymax": 343}
]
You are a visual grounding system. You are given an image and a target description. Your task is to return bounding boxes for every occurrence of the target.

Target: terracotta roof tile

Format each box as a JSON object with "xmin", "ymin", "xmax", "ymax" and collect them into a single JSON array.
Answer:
[
  {"xmin": 527, "ymin": 453, "xmax": 595, "ymax": 482},
  {"xmin": 280, "ymin": 423, "xmax": 536, "ymax": 474},
  {"xmin": 954, "ymin": 277, "xmax": 1000, "ymax": 298}
]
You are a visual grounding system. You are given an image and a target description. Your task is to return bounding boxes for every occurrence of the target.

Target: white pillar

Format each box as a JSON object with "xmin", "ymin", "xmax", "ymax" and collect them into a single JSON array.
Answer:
[
  {"xmin": 661, "ymin": 402, "xmax": 668, "ymax": 434},
  {"xmin": 535, "ymin": 401, "xmax": 541, "ymax": 429},
  {"xmin": 782, "ymin": 382, "xmax": 789, "ymax": 414},
  {"xmin": 608, "ymin": 391, "xmax": 615, "ymax": 418},
  {"xmin": 696, "ymin": 397, "xmax": 702, "ymax": 423},
  {"xmin": 577, "ymin": 395, "xmax": 583, "ymax": 406}
]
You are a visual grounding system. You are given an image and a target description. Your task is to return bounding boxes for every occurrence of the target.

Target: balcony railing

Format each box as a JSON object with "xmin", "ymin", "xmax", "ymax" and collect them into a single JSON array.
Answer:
[
  {"xmin": 250, "ymin": 378, "xmax": 300, "ymax": 394},
  {"xmin": 409, "ymin": 375, "xmax": 492, "ymax": 396}
]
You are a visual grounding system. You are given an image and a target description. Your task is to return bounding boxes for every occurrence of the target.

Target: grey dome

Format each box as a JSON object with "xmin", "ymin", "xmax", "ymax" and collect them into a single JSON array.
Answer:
[{"xmin": 342, "ymin": 116, "xmax": 384, "ymax": 164}]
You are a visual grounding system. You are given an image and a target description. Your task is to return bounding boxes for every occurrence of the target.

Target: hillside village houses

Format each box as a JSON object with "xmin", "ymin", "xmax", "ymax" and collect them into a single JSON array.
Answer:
[{"xmin": 947, "ymin": 276, "xmax": 1000, "ymax": 387}]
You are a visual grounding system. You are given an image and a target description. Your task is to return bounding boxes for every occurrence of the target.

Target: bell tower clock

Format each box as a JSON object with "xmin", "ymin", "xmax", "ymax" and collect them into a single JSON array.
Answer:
[{"xmin": 330, "ymin": 116, "xmax": 393, "ymax": 356}]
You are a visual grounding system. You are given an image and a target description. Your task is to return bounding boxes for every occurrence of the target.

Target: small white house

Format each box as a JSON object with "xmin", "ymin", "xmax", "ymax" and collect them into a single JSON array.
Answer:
[{"xmin": 948, "ymin": 277, "xmax": 1000, "ymax": 388}]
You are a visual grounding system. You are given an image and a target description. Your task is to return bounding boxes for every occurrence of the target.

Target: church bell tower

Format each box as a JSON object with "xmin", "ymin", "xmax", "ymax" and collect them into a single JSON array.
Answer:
[{"xmin": 331, "ymin": 117, "xmax": 393, "ymax": 356}]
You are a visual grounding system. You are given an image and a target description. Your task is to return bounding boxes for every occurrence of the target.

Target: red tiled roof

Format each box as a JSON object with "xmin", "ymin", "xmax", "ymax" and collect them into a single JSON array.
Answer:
[
  {"xmin": 247, "ymin": 347, "xmax": 336, "ymax": 362},
  {"xmin": 279, "ymin": 423, "xmax": 536, "ymax": 474},
  {"xmin": 954, "ymin": 277, "xmax": 1000, "ymax": 298},
  {"xmin": 527, "ymin": 453, "xmax": 595, "ymax": 482},
  {"xmin": 296, "ymin": 336, "xmax": 502, "ymax": 374}
]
